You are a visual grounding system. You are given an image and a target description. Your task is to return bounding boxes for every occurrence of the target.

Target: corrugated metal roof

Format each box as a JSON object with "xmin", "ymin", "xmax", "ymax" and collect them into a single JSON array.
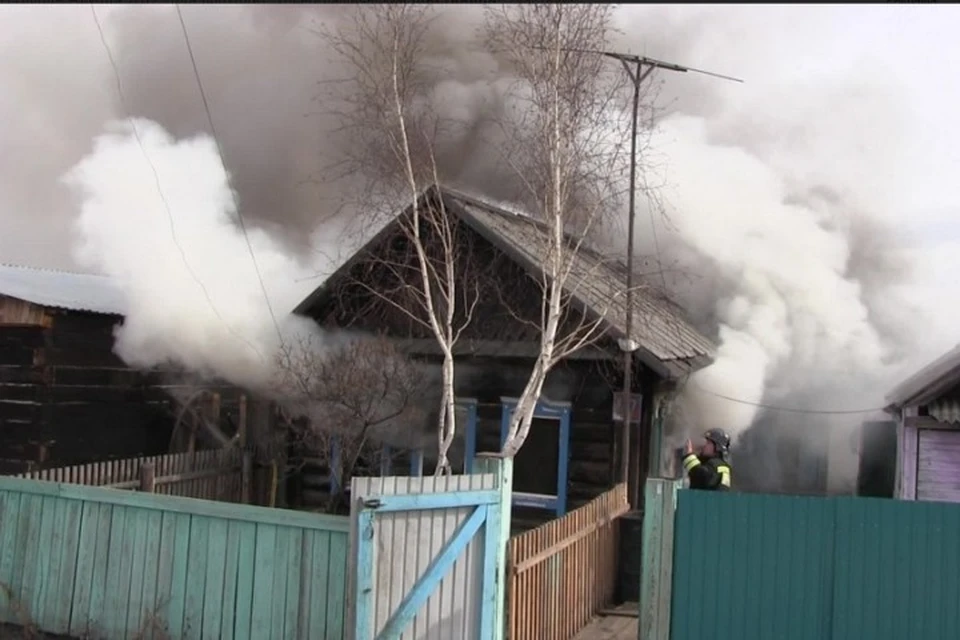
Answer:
[
  {"xmin": 443, "ymin": 189, "xmax": 716, "ymax": 377},
  {"xmin": 0, "ymin": 263, "xmax": 126, "ymax": 316},
  {"xmin": 929, "ymin": 396, "xmax": 960, "ymax": 424},
  {"xmin": 885, "ymin": 343, "xmax": 960, "ymax": 411},
  {"xmin": 293, "ymin": 186, "xmax": 716, "ymax": 378}
]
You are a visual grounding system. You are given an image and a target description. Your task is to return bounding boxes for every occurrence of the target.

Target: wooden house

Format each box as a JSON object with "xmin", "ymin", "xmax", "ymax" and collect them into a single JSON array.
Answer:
[
  {"xmin": 292, "ymin": 187, "xmax": 716, "ymax": 525},
  {"xmin": 0, "ymin": 264, "xmax": 246, "ymax": 472},
  {"xmin": 886, "ymin": 343, "xmax": 960, "ymax": 503}
]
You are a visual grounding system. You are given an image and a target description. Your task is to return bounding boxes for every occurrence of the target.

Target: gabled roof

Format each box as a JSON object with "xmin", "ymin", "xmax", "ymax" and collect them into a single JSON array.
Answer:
[
  {"xmin": 294, "ymin": 186, "xmax": 715, "ymax": 379},
  {"xmin": 885, "ymin": 343, "xmax": 960, "ymax": 411},
  {"xmin": 0, "ymin": 263, "xmax": 126, "ymax": 316}
]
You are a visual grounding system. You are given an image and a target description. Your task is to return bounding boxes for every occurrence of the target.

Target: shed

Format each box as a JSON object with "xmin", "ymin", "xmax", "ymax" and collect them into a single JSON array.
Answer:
[
  {"xmin": 885, "ymin": 343, "xmax": 960, "ymax": 503},
  {"xmin": 0, "ymin": 264, "xmax": 244, "ymax": 472},
  {"xmin": 292, "ymin": 186, "xmax": 716, "ymax": 522}
]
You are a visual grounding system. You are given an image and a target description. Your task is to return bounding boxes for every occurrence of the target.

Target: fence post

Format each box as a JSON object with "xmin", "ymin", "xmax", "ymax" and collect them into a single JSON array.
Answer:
[
  {"xmin": 474, "ymin": 453, "xmax": 513, "ymax": 640},
  {"xmin": 639, "ymin": 478, "xmax": 681, "ymax": 640},
  {"xmin": 241, "ymin": 452, "xmax": 253, "ymax": 504},
  {"xmin": 139, "ymin": 462, "xmax": 156, "ymax": 493}
]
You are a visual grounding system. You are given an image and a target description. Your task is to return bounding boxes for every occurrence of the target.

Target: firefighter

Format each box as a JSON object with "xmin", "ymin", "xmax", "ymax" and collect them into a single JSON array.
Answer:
[{"xmin": 682, "ymin": 428, "xmax": 732, "ymax": 491}]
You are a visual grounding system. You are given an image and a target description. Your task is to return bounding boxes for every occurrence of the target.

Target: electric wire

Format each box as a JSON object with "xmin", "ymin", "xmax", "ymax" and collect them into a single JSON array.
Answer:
[
  {"xmin": 687, "ymin": 383, "xmax": 887, "ymax": 415},
  {"xmin": 89, "ymin": 5, "xmax": 267, "ymax": 363},
  {"xmin": 174, "ymin": 4, "xmax": 285, "ymax": 346}
]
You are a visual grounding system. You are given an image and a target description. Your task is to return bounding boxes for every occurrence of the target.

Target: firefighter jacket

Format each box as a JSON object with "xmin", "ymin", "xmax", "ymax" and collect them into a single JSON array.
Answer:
[{"xmin": 682, "ymin": 453, "xmax": 731, "ymax": 491}]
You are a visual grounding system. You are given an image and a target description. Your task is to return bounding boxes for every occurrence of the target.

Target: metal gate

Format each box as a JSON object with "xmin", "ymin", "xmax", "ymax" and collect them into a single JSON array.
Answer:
[
  {"xmin": 667, "ymin": 490, "xmax": 960, "ymax": 640},
  {"xmin": 350, "ymin": 458, "xmax": 511, "ymax": 640}
]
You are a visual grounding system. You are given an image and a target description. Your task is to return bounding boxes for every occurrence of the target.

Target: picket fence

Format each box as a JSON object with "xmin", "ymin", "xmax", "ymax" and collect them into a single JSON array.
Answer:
[{"xmin": 507, "ymin": 483, "xmax": 630, "ymax": 640}]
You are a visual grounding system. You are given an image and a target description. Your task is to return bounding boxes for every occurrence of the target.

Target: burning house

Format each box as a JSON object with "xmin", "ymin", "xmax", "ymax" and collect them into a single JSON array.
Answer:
[
  {"xmin": 291, "ymin": 187, "xmax": 716, "ymax": 527},
  {"xmin": 0, "ymin": 263, "xmax": 247, "ymax": 472}
]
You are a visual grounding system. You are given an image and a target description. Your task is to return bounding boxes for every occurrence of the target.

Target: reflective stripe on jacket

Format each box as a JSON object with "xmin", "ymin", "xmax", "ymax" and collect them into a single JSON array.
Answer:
[{"xmin": 683, "ymin": 453, "xmax": 731, "ymax": 491}]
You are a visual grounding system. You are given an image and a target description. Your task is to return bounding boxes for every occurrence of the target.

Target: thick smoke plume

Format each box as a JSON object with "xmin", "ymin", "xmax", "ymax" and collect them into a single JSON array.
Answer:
[
  {"xmin": 4, "ymin": 5, "xmax": 959, "ymax": 492},
  {"xmin": 64, "ymin": 119, "xmax": 329, "ymax": 390}
]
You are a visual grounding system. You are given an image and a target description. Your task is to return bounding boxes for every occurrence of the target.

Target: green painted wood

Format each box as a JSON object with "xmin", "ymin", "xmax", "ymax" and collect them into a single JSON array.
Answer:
[
  {"xmin": 183, "ymin": 516, "xmax": 210, "ymax": 639},
  {"xmin": 0, "ymin": 476, "xmax": 349, "ymax": 532},
  {"xmin": 52, "ymin": 498, "xmax": 82, "ymax": 634},
  {"xmin": 125, "ymin": 507, "xmax": 150, "ymax": 635},
  {"xmin": 103, "ymin": 505, "xmax": 129, "ymax": 637},
  {"xmin": 18, "ymin": 494, "xmax": 43, "ymax": 623},
  {"xmin": 251, "ymin": 524, "xmax": 277, "ymax": 637},
  {"xmin": 326, "ymin": 529, "xmax": 348, "ymax": 637},
  {"xmin": 232, "ymin": 520, "xmax": 258, "ymax": 640},
  {"xmin": 114, "ymin": 507, "xmax": 138, "ymax": 638},
  {"xmin": 0, "ymin": 477, "xmax": 351, "ymax": 640},
  {"xmin": 138, "ymin": 509, "xmax": 164, "ymax": 640},
  {"xmin": 309, "ymin": 530, "xmax": 331, "ymax": 639},
  {"xmin": 271, "ymin": 526, "xmax": 290, "ymax": 638},
  {"xmin": 69, "ymin": 501, "xmax": 97, "ymax": 635},
  {"xmin": 165, "ymin": 511, "xmax": 193, "ymax": 639},
  {"xmin": 219, "ymin": 520, "xmax": 243, "ymax": 640},
  {"xmin": 283, "ymin": 529, "xmax": 303, "ymax": 639},
  {"xmin": 30, "ymin": 496, "xmax": 56, "ymax": 626},
  {"xmin": 152, "ymin": 509, "xmax": 179, "ymax": 639},
  {"xmin": 36, "ymin": 496, "xmax": 64, "ymax": 629},
  {"xmin": 0, "ymin": 492, "xmax": 21, "ymax": 625},
  {"xmin": 639, "ymin": 478, "xmax": 680, "ymax": 640},
  {"xmin": 296, "ymin": 529, "xmax": 315, "ymax": 639},
  {"xmin": 202, "ymin": 517, "xmax": 229, "ymax": 640}
]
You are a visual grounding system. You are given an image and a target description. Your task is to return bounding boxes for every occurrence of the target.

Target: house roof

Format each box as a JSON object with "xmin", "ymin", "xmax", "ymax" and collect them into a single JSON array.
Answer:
[
  {"xmin": 0, "ymin": 263, "xmax": 126, "ymax": 316},
  {"xmin": 294, "ymin": 186, "xmax": 716, "ymax": 379},
  {"xmin": 885, "ymin": 343, "xmax": 960, "ymax": 411}
]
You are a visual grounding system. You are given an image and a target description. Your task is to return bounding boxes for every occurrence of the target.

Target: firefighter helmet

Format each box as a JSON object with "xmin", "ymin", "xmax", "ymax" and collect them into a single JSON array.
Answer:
[{"xmin": 704, "ymin": 428, "xmax": 731, "ymax": 454}]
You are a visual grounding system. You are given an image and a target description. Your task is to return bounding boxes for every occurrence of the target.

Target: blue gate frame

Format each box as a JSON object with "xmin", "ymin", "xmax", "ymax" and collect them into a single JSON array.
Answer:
[{"xmin": 353, "ymin": 458, "xmax": 511, "ymax": 640}]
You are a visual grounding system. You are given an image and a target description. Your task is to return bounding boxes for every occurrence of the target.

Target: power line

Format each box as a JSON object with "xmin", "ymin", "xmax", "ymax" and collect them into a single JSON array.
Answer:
[
  {"xmin": 89, "ymin": 5, "xmax": 266, "ymax": 363},
  {"xmin": 174, "ymin": 4, "xmax": 284, "ymax": 346},
  {"xmin": 688, "ymin": 383, "xmax": 886, "ymax": 415}
]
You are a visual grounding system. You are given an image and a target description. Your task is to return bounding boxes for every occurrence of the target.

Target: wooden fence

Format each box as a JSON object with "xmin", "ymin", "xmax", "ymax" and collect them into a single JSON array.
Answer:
[
  {"xmin": 507, "ymin": 483, "xmax": 630, "ymax": 640},
  {"xmin": 0, "ymin": 475, "xmax": 350, "ymax": 639},
  {"xmin": 13, "ymin": 449, "xmax": 253, "ymax": 504}
]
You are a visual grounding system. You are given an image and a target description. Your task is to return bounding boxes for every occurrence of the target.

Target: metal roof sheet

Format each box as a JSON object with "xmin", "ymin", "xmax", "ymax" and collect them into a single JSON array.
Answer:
[
  {"xmin": 0, "ymin": 263, "xmax": 126, "ymax": 316},
  {"xmin": 885, "ymin": 343, "xmax": 960, "ymax": 410},
  {"xmin": 444, "ymin": 189, "xmax": 716, "ymax": 377}
]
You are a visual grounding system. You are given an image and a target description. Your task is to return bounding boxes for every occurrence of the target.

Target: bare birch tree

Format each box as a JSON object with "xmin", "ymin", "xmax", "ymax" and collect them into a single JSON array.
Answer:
[
  {"xmin": 319, "ymin": 5, "xmax": 480, "ymax": 474},
  {"xmin": 485, "ymin": 4, "xmax": 638, "ymax": 455}
]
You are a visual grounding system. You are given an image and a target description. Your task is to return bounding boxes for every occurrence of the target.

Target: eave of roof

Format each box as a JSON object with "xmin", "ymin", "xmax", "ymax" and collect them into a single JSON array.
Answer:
[{"xmin": 885, "ymin": 343, "xmax": 960, "ymax": 411}]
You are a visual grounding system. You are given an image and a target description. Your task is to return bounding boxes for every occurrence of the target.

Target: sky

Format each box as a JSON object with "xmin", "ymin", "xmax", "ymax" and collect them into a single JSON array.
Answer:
[{"xmin": 2, "ymin": 5, "xmax": 960, "ymax": 482}]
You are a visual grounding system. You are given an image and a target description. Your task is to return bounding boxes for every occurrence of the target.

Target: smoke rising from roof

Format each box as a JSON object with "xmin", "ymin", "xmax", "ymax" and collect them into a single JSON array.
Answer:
[{"xmin": 4, "ymin": 4, "xmax": 960, "ymax": 492}]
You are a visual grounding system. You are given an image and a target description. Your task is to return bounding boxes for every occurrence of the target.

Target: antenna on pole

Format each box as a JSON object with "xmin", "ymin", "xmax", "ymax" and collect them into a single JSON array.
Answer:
[{"xmin": 546, "ymin": 45, "xmax": 742, "ymax": 508}]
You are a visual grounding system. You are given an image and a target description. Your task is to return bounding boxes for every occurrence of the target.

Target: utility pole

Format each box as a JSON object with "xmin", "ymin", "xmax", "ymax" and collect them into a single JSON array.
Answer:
[{"xmin": 566, "ymin": 48, "xmax": 742, "ymax": 508}]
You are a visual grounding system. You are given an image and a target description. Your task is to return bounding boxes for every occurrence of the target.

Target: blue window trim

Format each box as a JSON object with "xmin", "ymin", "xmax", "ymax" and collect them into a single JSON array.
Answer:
[{"xmin": 498, "ymin": 396, "xmax": 571, "ymax": 517}]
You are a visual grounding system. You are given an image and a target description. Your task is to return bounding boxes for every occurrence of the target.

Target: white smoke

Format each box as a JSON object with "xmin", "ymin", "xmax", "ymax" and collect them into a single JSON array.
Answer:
[{"xmin": 63, "ymin": 119, "xmax": 335, "ymax": 389}]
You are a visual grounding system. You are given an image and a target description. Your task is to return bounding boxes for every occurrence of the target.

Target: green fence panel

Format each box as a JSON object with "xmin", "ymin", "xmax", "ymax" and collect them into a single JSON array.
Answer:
[
  {"xmin": 0, "ymin": 478, "xmax": 350, "ymax": 639},
  {"xmin": 670, "ymin": 490, "xmax": 960, "ymax": 640},
  {"xmin": 671, "ymin": 491, "xmax": 833, "ymax": 640},
  {"xmin": 831, "ymin": 497, "xmax": 960, "ymax": 640}
]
